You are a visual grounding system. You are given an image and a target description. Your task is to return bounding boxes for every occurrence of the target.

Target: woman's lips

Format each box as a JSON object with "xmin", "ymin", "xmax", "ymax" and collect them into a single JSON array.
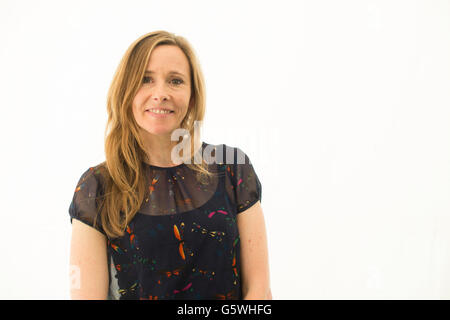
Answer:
[{"xmin": 145, "ymin": 109, "xmax": 174, "ymax": 118}]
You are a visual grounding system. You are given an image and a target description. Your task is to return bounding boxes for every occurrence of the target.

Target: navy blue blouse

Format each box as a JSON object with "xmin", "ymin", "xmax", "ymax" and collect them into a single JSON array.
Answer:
[{"xmin": 68, "ymin": 142, "xmax": 262, "ymax": 300}]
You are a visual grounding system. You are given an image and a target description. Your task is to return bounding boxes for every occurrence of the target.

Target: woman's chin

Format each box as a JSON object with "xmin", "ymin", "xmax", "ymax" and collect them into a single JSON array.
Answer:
[
  {"xmin": 137, "ymin": 120, "xmax": 184, "ymax": 137},
  {"xmin": 145, "ymin": 127, "xmax": 179, "ymax": 136}
]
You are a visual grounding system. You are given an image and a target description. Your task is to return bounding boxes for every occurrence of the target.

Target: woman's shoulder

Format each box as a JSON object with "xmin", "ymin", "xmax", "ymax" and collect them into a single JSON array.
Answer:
[{"xmin": 75, "ymin": 161, "xmax": 109, "ymax": 190}]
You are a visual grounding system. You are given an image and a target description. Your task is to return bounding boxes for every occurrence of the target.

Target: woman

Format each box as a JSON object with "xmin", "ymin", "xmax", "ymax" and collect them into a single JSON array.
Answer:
[{"xmin": 68, "ymin": 30, "xmax": 271, "ymax": 300}]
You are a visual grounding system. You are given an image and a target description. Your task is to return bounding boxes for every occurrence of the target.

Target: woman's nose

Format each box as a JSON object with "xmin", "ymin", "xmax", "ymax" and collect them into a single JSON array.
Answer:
[{"xmin": 151, "ymin": 84, "xmax": 168, "ymax": 101}]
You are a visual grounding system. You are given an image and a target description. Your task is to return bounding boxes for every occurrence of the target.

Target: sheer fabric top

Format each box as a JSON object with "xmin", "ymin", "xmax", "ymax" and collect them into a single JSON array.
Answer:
[{"xmin": 68, "ymin": 142, "xmax": 262, "ymax": 300}]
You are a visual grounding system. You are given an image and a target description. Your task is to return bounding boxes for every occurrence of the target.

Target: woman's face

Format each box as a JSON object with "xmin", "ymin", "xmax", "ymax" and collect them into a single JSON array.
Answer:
[{"xmin": 132, "ymin": 44, "xmax": 193, "ymax": 137}]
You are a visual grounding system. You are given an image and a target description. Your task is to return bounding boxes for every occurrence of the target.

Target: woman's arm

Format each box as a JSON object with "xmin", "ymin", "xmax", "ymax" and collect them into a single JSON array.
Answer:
[
  {"xmin": 237, "ymin": 201, "xmax": 272, "ymax": 300},
  {"xmin": 69, "ymin": 219, "xmax": 109, "ymax": 299}
]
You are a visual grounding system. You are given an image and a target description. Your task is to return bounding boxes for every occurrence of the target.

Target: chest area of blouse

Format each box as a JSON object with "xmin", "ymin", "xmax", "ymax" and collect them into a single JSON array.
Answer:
[{"xmin": 107, "ymin": 194, "xmax": 240, "ymax": 264}]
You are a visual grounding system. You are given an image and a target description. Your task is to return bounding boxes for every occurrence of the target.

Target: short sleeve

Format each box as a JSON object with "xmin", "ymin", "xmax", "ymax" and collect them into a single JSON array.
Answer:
[
  {"xmin": 68, "ymin": 167, "xmax": 106, "ymax": 236},
  {"xmin": 231, "ymin": 147, "xmax": 262, "ymax": 214}
]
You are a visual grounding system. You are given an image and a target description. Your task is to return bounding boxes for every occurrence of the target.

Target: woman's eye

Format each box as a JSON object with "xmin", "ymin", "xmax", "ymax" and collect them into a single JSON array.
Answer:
[
  {"xmin": 171, "ymin": 78, "xmax": 183, "ymax": 85},
  {"xmin": 142, "ymin": 77, "xmax": 183, "ymax": 85}
]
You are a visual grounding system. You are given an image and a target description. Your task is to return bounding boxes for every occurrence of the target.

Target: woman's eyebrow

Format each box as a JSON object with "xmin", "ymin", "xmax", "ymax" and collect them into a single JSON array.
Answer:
[{"xmin": 144, "ymin": 70, "xmax": 186, "ymax": 77}]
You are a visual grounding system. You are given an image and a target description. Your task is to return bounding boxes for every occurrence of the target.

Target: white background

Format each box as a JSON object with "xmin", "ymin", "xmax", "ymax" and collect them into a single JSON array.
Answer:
[{"xmin": 0, "ymin": 0, "xmax": 449, "ymax": 299}]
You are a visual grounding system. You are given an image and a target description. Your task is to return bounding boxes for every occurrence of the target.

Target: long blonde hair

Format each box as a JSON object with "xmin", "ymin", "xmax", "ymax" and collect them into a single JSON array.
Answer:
[{"xmin": 95, "ymin": 30, "xmax": 215, "ymax": 239}]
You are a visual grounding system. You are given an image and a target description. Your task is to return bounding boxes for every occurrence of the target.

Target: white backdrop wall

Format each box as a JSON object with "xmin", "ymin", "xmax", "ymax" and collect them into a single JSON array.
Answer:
[{"xmin": 0, "ymin": 0, "xmax": 449, "ymax": 299}]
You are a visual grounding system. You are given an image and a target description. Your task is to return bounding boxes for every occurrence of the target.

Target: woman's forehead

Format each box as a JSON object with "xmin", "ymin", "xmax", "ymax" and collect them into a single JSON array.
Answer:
[{"xmin": 146, "ymin": 45, "xmax": 190, "ymax": 76}]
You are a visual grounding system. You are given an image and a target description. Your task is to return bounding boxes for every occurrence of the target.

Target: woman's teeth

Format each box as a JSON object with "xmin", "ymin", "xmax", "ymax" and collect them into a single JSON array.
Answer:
[{"xmin": 148, "ymin": 109, "xmax": 173, "ymax": 114}]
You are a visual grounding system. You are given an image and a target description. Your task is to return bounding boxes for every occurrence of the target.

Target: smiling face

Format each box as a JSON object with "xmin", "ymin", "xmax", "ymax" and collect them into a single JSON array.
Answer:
[{"xmin": 132, "ymin": 44, "xmax": 193, "ymax": 137}]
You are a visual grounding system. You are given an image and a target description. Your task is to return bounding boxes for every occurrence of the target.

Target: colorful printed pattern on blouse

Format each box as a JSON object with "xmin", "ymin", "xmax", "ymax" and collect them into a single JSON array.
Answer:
[{"xmin": 69, "ymin": 143, "xmax": 262, "ymax": 300}]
